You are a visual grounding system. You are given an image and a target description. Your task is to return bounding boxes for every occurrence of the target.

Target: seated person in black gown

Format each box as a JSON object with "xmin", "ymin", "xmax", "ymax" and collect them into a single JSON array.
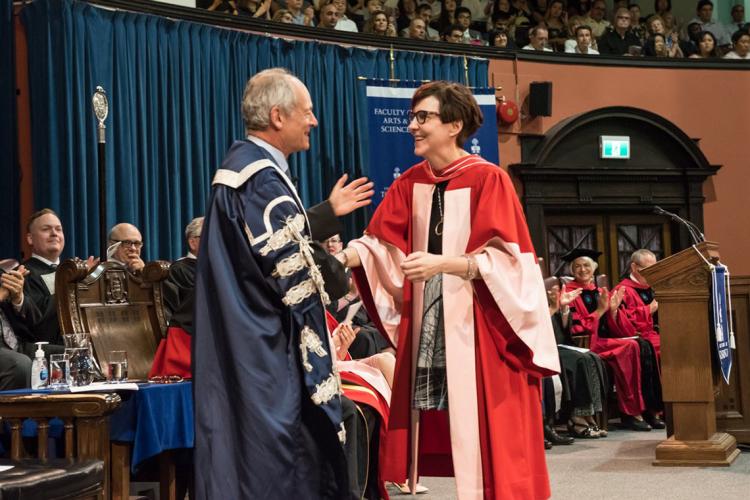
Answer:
[
  {"xmin": 0, "ymin": 261, "xmax": 39, "ymax": 390},
  {"xmin": 547, "ymin": 280, "xmax": 610, "ymax": 438},
  {"xmin": 322, "ymin": 234, "xmax": 391, "ymax": 359}
]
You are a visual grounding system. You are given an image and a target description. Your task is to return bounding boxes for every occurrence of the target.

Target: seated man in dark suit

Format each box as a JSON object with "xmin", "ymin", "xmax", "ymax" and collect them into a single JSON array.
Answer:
[
  {"xmin": 17, "ymin": 209, "xmax": 69, "ymax": 356},
  {"xmin": 164, "ymin": 217, "xmax": 203, "ymax": 335},
  {"xmin": 107, "ymin": 223, "xmax": 145, "ymax": 273},
  {"xmin": 0, "ymin": 262, "xmax": 38, "ymax": 389}
]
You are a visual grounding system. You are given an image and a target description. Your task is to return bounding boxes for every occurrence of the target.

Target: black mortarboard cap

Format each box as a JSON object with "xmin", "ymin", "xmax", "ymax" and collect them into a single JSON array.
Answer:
[{"xmin": 560, "ymin": 248, "xmax": 602, "ymax": 263}]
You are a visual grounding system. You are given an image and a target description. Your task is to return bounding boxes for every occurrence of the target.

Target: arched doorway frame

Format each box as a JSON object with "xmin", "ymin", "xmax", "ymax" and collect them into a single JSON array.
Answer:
[{"xmin": 509, "ymin": 106, "xmax": 720, "ymax": 275}]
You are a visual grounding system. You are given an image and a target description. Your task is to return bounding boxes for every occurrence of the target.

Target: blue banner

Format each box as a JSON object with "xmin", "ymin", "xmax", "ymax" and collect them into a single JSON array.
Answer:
[
  {"xmin": 711, "ymin": 265, "xmax": 733, "ymax": 384},
  {"xmin": 365, "ymin": 83, "xmax": 499, "ymax": 208}
]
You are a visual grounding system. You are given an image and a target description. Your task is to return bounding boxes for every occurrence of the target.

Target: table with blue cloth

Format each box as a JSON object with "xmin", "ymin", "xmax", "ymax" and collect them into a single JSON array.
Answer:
[{"xmin": 0, "ymin": 381, "xmax": 193, "ymax": 500}]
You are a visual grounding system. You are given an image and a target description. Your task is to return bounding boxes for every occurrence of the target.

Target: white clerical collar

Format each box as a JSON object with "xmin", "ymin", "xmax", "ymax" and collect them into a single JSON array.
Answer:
[
  {"xmin": 247, "ymin": 135, "xmax": 289, "ymax": 174},
  {"xmin": 186, "ymin": 252, "xmax": 197, "ymax": 260},
  {"xmin": 31, "ymin": 254, "xmax": 60, "ymax": 267}
]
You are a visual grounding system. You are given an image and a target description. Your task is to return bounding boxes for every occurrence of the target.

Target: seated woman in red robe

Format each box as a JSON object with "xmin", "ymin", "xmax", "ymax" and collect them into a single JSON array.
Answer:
[{"xmin": 561, "ymin": 248, "xmax": 663, "ymax": 432}]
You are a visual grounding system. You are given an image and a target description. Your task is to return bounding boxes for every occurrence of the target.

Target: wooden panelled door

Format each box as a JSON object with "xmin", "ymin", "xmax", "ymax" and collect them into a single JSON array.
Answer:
[{"xmin": 545, "ymin": 214, "xmax": 672, "ymax": 283}]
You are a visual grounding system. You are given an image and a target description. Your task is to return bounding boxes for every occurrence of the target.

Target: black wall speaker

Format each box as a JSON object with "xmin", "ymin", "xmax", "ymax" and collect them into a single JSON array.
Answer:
[{"xmin": 529, "ymin": 81, "xmax": 552, "ymax": 117}]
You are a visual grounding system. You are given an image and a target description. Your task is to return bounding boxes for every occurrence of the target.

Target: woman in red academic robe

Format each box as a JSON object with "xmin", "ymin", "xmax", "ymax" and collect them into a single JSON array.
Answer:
[
  {"xmin": 562, "ymin": 248, "xmax": 663, "ymax": 431},
  {"xmin": 337, "ymin": 81, "xmax": 560, "ymax": 500}
]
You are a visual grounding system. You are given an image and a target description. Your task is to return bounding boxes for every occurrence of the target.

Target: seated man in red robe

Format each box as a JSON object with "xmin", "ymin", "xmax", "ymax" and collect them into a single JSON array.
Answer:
[{"xmin": 614, "ymin": 249, "xmax": 661, "ymax": 358}]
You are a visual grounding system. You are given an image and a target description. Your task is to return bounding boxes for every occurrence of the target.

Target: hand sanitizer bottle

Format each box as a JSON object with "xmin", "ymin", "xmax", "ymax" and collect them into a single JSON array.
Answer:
[{"xmin": 30, "ymin": 341, "xmax": 50, "ymax": 389}]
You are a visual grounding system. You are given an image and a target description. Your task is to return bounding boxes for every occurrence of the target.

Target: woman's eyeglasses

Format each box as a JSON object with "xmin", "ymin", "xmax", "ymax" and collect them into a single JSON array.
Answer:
[{"xmin": 407, "ymin": 110, "xmax": 440, "ymax": 125}]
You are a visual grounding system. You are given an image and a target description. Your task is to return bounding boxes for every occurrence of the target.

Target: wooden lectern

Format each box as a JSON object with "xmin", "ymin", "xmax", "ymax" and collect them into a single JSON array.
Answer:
[{"xmin": 641, "ymin": 241, "xmax": 740, "ymax": 466}]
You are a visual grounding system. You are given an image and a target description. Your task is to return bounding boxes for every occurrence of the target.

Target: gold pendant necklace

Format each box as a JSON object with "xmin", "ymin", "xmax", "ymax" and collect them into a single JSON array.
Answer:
[{"xmin": 435, "ymin": 188, "xmax": 444, "ymax": 236}]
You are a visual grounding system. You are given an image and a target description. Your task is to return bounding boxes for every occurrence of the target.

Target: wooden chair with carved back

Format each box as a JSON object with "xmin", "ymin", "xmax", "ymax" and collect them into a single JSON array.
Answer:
[
  {"xmin": 0, "ymin": 393, "xmax": 121, "ymax": 499},
  {"xmin": 55, "ymin": 259, "xmax": 171, "ymax": 381}
]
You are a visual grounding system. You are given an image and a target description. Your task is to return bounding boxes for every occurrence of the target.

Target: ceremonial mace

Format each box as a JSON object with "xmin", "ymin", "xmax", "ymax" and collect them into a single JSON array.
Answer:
[{"xmin": 92, "ymin": 86, "xmax": 109, "ymax": 260}]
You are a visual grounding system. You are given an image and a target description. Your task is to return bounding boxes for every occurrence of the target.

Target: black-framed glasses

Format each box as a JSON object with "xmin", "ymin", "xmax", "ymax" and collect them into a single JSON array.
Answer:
[
  {"xmin": 113, "ymin": 239, "xmax": 143, "ymax": 249},
  {"xmin": 407, "ymin": 110, "xmax": 441, "ymax": 125}
]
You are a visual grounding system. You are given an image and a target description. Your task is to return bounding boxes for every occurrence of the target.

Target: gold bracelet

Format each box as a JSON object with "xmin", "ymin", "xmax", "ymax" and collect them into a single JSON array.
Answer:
[{"xmin": 463, "ymin": 255, "xmax": 478, "ymax": 280}]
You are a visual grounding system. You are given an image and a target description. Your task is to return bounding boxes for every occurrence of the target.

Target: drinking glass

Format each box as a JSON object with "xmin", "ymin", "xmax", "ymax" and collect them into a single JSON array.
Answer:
[
  {"xmin": 49, "ymin": 354, "xmax": 69, "ymax": 390},
  {"xmin": 107, "ymin": 351, "xmax": 129, "ymax": 383},
  {"xmin": 65, "ymin": 347, "xmax": 94, "ymax": 387}
]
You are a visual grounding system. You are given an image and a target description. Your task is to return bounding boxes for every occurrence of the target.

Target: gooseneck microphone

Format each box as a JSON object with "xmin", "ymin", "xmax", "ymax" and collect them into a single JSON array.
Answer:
[{"xmin": 653, "ymin": 206, "xmax": 705, "ymax": 245}]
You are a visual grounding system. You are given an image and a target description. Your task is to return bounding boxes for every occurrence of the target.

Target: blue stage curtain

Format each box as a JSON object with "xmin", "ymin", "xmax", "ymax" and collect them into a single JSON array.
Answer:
[
  {"xmin": 0, "ymin": 0, "xmax": 19, "ymax": 257},
  {"xmin": 21, "ymin": 0, "xmax": 488, "ymax": 260}
]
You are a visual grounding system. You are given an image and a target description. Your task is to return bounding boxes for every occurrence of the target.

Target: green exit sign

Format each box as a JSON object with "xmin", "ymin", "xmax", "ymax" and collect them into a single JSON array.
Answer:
[{"xmin": 600, "ymin": 135, "xmax": 630, "ymax": 159}]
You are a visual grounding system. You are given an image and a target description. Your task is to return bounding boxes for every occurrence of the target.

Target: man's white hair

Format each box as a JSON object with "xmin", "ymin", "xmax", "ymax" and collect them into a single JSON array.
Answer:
[
  {"xmin": 241, "ymin": 68, "xmax": 302, "ymax": 133},
  {"xmin": 185, "ymin": 216, "xmax": 204, "ymax": 241},
  {"xmin": 630, "ymin": 248, "xmax": 656, "ymax": 267}
]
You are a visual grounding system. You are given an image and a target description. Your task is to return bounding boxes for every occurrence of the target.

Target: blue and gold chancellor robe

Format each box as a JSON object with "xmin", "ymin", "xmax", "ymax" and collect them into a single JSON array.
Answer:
[{"xmin": 194, "ymin": 140, "xmax": 348, "ymax": 499}]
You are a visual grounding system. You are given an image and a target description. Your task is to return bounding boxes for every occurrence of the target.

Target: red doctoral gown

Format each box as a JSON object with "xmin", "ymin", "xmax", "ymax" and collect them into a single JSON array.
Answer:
[
  {"xmin": 614, "ymin": 277, "xmax": 661, "ymax": 357},
  {"xmin": 564, "ymin": 280, "xmax": 645, "ymax": 416},
  {"xmin": 350, "ymin": 155, "xmax": 559, "ymax": 500}
]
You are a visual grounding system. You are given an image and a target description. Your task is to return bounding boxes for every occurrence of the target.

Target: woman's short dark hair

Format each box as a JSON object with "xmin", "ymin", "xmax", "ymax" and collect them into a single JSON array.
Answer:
[{"xmin": 411, "ymin": 81, "xmax": 483, "ymax": 146}]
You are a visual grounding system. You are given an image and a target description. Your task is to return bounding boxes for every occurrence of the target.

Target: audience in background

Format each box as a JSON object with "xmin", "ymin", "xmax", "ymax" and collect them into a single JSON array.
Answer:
[
  {"xmin": 331, "ymin": 0, "xmax": 359, "ymax": 30},
  {"xmin": 628, "ymin": 3, "xmax": 646, "ymax": 43},
  {"xmin": 583, "ymin": 0, "xmax": 610, "ymax": 38},
  {"xmin": 236, "ymin": 0, "xmax": 272, "ymax": 18},
  {"xmin": 435, "ymin": 0, "xmax": 460, "ymax": 36},
  {"xmin": 396, "ymin": 0, "xmax": 418, "ymax": 34},
  {"xmin": 643, "ymin": 32, "xmax": 669, "ymax": 57},
  {"xmin": 455, "ymin": 6, "xmax": 485, "ymax": 44},
  {"xmin": 543, "ymin": 0, "xmax": 568, "ymax": 51},
  {"xmin": 286, "ymin": 0, "xmax": 309, "ymax": 25},
  {"xmin": 193, "ymin": 0, "xmax": 749, "ymax": 63},
  {"xmin": 687, "ymin": 0, "xmax": 731, "ymax": 49},
  {"xmin": 272, "ymin": 8, "xmax": 294, "ymax": 22},
  {"xmin": 567, "ymin": 0, "xmax": 592, "ymax": 17},
  {"xmin": 727, "ymin": 3, "xmax": 747, "ymax": 36},
  {"xmin": 416, "ymin": 4, "xmax": 440, "ymax": 40},
  {"xmin": 318, "ymin": 1, "xmax": 342, "ymax": 28},
  {"xmin": 403, "ymin": 17, "xmax": 427, "ymax": 39},
  {"xmin": 689, "ymin": 30, "xmax": 720, "ymax": 58},
  {"xmin": 646, "ymin": 14, "xmax": 684, "ymax": 58},
  {"xmin": 724, "ymin": 29, "xmax": 750, "ymax": 59},
  {"xmin": 489, "ymin": 26, "xmax": 515, "ymax": 48},
  {"xmin": 443, "ymin": 23, "xmax": 466, "ymax": 42},
  {"xmin": 598, "ymin": 7, "xmax": 641, "ymax": 56},
  {"xmin": 364, "ymin": 9, "xmax": 397, "ymax": 35},
  {"xmin": 566, "ymin": 24, "xmax": 598, "ymax": 54},
  {"xmin": 523, "ymin": 25, "xmax": 552, "ymax": 51}
]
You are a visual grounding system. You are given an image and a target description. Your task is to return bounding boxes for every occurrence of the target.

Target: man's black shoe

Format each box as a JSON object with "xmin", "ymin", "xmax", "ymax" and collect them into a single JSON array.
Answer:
[
  {"xmin": 622, "ymin": 415, "xmax": 652, "ymax": 431},
  {"xmin": 644, "ymin": 414, "xmax": 666, "ymax": 429},
  {"xmin": 544, "ymin": 438, "xmax": 553, "ymax": 450},
  {"xmin": 544, "ymin": 424, "xmax": 574, "ymax": 445}
]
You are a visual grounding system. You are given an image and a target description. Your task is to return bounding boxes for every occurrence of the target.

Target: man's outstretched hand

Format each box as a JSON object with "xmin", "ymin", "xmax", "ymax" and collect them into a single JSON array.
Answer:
[{"xmin": 328, "ymin": 174, "xmax": 374, "ymax": 217}]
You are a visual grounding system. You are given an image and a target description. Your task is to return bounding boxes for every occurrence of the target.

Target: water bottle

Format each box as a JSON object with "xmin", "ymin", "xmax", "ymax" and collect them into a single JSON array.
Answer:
[{"xmin": 30, "ymin": 341, "xmax": 49, "ymax": 389}]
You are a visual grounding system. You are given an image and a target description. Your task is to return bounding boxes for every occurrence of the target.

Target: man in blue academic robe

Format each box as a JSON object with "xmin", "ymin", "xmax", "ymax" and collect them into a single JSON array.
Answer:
[{"xmin": 193, "ymin": 68, "xmax": 371, "ymax": 499}]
